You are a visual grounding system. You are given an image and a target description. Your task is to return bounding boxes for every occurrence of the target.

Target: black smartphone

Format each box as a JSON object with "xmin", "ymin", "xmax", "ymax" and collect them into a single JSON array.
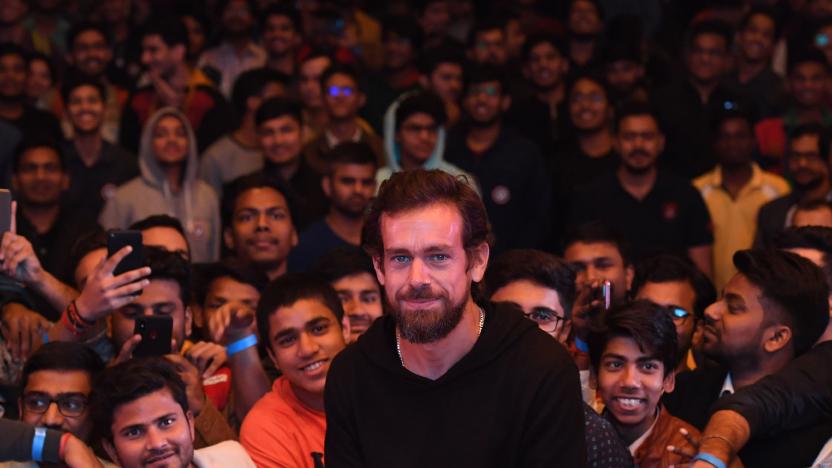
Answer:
[
  {"xmin": 592, "ymin": 280, "xmax": 613, "ymax": 312},
  {"xmin": 0, "ymin": 189, "xmax": 11, "ymax": 234},
  {"xmin": 133, "ymin": 315, "xmax": 173, "ymax": 357},
  {"xmin": 108, "ymin": 230, "xmax": 144, "ymax": 276}
]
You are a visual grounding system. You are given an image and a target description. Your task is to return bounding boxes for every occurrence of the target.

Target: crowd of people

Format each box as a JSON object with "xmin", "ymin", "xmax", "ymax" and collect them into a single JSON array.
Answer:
[{"xmin": 2, "ymin": 0, "xmax": 832, "ymax": 467}]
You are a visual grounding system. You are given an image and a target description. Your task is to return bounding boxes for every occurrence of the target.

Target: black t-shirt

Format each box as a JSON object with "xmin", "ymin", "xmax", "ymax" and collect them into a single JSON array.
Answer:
[
  {"xmin": 62, "ymin": 140, "xmax": 139, "ymax": 219},
  {"xmin": 569, "ymin": 170, "xmax": 713, "ymax": 262}
]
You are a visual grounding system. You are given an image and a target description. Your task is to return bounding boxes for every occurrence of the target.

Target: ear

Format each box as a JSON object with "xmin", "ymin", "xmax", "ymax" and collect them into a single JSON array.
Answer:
[
  {"xmin": 763, "ymin": 325, "xmax": 793, "ymax": 353},
  {"xmin": 321, "ymin": 175, "xmax": 332, "ymax": 198},
  {"xmin": 469, "ymin": 242, "xmax": 490, "ymax": 283},
  {"xmin": 500, "ymin": 95, "xmax": 512, "ymax": 112},
  {"xmin": 184, "ymin": 305, "xmax": 193, "ymax": 338},
  {"xmin": 662, "ymin": 369, "xmax": 677, "ymax": 394},
  {"xmin": 102, "ymin": 438, "xmax": 121, "ymax": 466},
  {"xmin": 656, "ymin": 132, "xmax": 666, "ymax": 154},
  {"xmin": 372, "ymin": 255, "xmax": 386, "ymax": 286},
  {"xmin": 223, "ymin": 227, "xmax": 235, "ymax": 251},
  {"xmin": 246, "ymin": 95, "xmax": 260, "ymax": 114},
  {"xmin": 341, "ymin": 314, "xmax": 352, "ymax": 343},
  {"xmin": 624, "ymin": 264, "xmax": 635, "ymax": 292}
]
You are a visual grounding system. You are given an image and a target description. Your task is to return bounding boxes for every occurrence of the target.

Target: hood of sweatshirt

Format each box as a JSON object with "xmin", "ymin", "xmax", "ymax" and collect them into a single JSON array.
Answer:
[
  {"xmin": 355, "ymin": 301, "xmax": 539, "ymax": 385},
  {"xmin": 382, "ymin": 91, "xmax": 447, "ymax": 172},
  {"xmin": 137, "ymin": 107, "xmax": 200, "ymax": 230}
]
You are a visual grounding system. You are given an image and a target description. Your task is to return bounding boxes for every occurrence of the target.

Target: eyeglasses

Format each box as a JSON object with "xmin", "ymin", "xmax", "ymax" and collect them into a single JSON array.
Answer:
[
  {"xmin": 523, "ymin": 307, "xmax": 566, "ymax": 333},
  {"xmin": 327, "ymin": 85, "xmax": 355, "ymax": 97},
  {"xmin": 669, "ymin": 306, "xmax": 691, "ymax": 323},
  {"xmin": 22, "ymin": 393, "xmax": 88, "ymax": 417},
  {"xmin": 401, "ymin": 123, "xmax": 439, "ymax": 135},
  {"xmin": 467, "ymin": 85, "xmax": 499, "ymax": 97}
]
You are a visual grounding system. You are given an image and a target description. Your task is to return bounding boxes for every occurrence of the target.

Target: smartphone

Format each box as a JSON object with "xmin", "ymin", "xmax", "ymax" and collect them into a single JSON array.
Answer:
[
  {"xmin": 0, "ymin": 189, "xmax": 11, "ymax": 234},
  {"xmin": 133, "ymin": 316, "xmax": 173, "ymax": 357},
  {"xmin": 592, "ymin": 280, "xmax": 613, "ymax": 312},
  {"xmin": 108, "ymin": 230, "xmax": 144, "ymax": 276}
]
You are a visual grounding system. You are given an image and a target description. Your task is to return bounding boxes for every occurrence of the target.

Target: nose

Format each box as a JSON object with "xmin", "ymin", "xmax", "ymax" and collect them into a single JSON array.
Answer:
[
  {"xmin": 407, "ymin": 258, "xmax": 430, "ymax": 286},
  {"xmin": 297, "ymin": 332, "xmax": 320, "ymax": 358},
  {"xmin": 342, "ymin": 297, "xmax": 358, "ymax": 315},
  {"xmin": 256, "ymin": 213, "xmax": 270, "ymax": 230},
  {"xmin": 704, "ymin": 301, "xmax": 722, "ymax": 324},
  {"xmin": 145, "ymin": 426, "xmax": 167, "ymax": 451},
  {"xmin": 622, "ymin": 364, "xmax": 639, "ymax": 388},
  {"xmin": 41, "ymin": 401, "xmax": 64, "ymax": 428},
  {"xmin": 584, "ymin": 264, "xmax": 603, "ymax": 283}
]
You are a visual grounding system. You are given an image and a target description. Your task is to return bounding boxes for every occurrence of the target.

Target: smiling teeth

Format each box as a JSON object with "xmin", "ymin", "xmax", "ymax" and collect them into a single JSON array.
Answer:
[
  {"xmin": 302, "ymin": 361, "xmax": 324, "ymax": 371},
  {"xmin": 617, "ymin": 398, "xmax": 642, "ymax": 408}
]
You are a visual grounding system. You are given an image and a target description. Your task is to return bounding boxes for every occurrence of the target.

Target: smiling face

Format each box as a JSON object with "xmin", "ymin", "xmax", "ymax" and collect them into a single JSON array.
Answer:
[
  {"xmin": 738, "ymin": 13, "xmax": 775, "ymax": 63},
  {"xmin": 70, "ymin": 29, "xmax": 112, "ymax": 78},
  {"xmin": 21, "ymin": 370, "xmax": 93, "ymax": 439},
  {"xmin": 265, "ymin": 298, "xmax": 346, "ymax": 408},
  {"xmin": 104, "ymin": 388, "xmax": 194, "ymax": 468},
  {"xmin": 258, "ymin": 115, "xmax": 302, "ymax": 166},
  {"xmin": 569, "ymin": 77, "xmax": 609, "ymax": 132},
  {"xmin": 151, "ymin": 115, "xmax": 189, "ymax": 167},
  {"xmin": 12, "ymin": 146, "xmax": 68, "ymax": 207},
  {"xmin": 789, "ymin": 62, "xmax": 828, "ymax": 109},
  {"xmin": 332, "ymin": 272, "xmax": 383, "ymax": 340},
  {"xmin": 66, "ymin": 84, "xmax": 105, "ymax": 134},
  {"xmin": 526, "ymin": 41, "xmax": 567, "ymax": 91},
  {"xmin": 263, "ymin": 13, "xmax": 299, "ymax": 58},
  {"xmin": 597, "ymin": 336, "xmax": 674, "ymax": 438},
  {"xmin": 463, "ymin": 80, "xmax": 508, "ymax": 127}
]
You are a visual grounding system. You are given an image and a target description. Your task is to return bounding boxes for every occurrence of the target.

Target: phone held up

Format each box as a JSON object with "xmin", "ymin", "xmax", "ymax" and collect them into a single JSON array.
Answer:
[
  {"xmin": 107, "ymin": 230, "xmax": 144, "ymax": 276},
  {"xmin": 133, "ymin": 315, "xmax": 173, "ymax": 357},
  {"xmin": 592, "ymin": 280, "xmax": 613, "ymax": 312},
  {"xmin": 0, "ymin": 189, "xmax": 11, "ymax": 235}
]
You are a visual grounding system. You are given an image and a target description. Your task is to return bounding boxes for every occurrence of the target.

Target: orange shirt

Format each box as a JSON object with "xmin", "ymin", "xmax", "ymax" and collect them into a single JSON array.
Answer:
[{"xmin": 239, "ymin": 377, "xmax": 326, "ymax": 468}]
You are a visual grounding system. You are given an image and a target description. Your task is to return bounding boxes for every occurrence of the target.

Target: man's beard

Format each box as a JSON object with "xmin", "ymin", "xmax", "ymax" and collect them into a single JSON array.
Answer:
[
  {"xmin": 391, "ymin": 284, "xmax": 466, "ymax": 344},
  {"xmin": 793, "ymin": 174, "xmax": 824, "ymax": 193},
  {"xmin": 467, "ymin": 114, "xmax": 500, "ymax": 129}
]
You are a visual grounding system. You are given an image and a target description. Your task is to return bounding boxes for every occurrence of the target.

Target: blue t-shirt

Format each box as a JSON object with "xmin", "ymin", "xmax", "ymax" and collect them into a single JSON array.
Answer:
[{"xmin": 288, "ymin": 219, "xmax": 352, "ymax": 272}]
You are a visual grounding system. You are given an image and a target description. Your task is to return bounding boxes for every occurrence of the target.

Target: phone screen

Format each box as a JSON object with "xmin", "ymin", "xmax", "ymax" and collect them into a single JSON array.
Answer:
[
  {"xmin": 0, "ymin": 189, "xmax": 11, "ymax": 234},
  {"xmin": 108, "ymin": 230, "xmax": 144, "ymax": 276},
  {"xmin": 133, "ymin": 316, "xmax": 173, "ymax": 357}
]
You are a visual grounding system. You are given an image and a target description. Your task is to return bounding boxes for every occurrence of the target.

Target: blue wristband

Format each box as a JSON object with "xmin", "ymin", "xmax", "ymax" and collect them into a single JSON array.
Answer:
[
  {"xmin": 31, "ymin": 427, "xmax": 46, "ymax": 462},
  {"xmin": 693, "ymin": 452, "xmax": 727, "ymax": 468},
  {"xmin": 226, "ymin": 335, "xmax": 258, "ymax": 357},
  {"xmin": 575, "ymin": 337, "xmax": 589, "ymax": 353}
]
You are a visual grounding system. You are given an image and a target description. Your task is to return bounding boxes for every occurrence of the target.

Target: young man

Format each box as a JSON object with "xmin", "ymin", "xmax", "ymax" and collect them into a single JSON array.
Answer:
[
  {"xmin": 664, "ymin": 249, "xmax": 830, "ymax": 467},
  {"xmin": 466, "ymin": 18, "xmax": 508, "ymax": 67},
  {"xmin": 302, "ymin": 64, "xmax": 385, "ymax": 176},
  {"xmin": 223, "ymin": 173, "xmax": 298, "ymax": 281},
  {"xmin": 418, "ymin": 44, "xmax": 464, "ymax": 127},
  {"xmin": 91, "ymin": 358, "xmax": 255, "ymax": 468},
  {"xmin": 588, "ymin": 300, "xmax": 701, "ymax": 467},
  {"xmin": 378, "ymin": 90, "xmax": 474, "ymax": 187},
  {"xmin": 570, "ymin": 102, "xmax": 714, "ymax": 277},
  {"xmin": 60, "ymin": 76, "xmax": 137, "ymax": 219},
  {"xmin": 239, "ymin": 273, "xmax": 348, "ymax": 467},
  {"xmin": 445, "ymin": 64, "xmax": 551, "ymax": 254},
  {"xmin": 261, "ymin": 4, "xmax": 302, "ymax": 77},
  {"xmin": 288, "ymin": 142, "xmax": 377, "ymax": 273},
  {"xmin": 325, "ymin": 169, "xmax": 585, "ymax": 466},
  {"xmin": 633, "ymin": 254, "xmax": 716, "ymax": 373},
  {"xmin": 694, "ymin": 109, "xmax": 790, "ymax": 289},
  {"xmin": 119, "ymin": 16, "xmax": 231, "ymax": 153},
  {"xmin": 297, "ymin": 51, "xmax": 332, "ymax": 141},
  {"xmin": 793, "ymin": 199, "xmax": 832, "ymax": 228},
  {"xmin": 199, "ymin": 67, "xmax": 287, "ymax": 196},
  {"xmin": 129, "ymin": 214, "xmax": 192, "ymax": 260}
]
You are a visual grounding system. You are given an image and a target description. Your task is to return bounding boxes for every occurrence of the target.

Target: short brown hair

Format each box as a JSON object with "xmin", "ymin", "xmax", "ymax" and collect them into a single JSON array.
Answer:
[{"xmin": 361, "ymin": 170, "xmax": 491, "ymax": 261}]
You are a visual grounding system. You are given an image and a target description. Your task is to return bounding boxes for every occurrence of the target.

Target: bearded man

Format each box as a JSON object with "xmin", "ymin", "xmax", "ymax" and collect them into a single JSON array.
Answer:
[{"xmin": 323, "ymin": 169, "xmax": 586, "ymax": 467}]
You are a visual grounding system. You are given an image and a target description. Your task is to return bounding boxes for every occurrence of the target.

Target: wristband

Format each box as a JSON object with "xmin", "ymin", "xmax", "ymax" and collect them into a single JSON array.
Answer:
[
  {"xmin": 32, "ymin": 427, "xmax": 46, "ymax": 462},
  {"xmin": 574, "ymin": 336, "xmax": 589, "ymax": 353},
  {"xmin": 226, "ymin": 334, "xmax": 258, "ymax": 357},
  {"xmin": 693, "ymin": 452, "xmax": 727, "ymax": 468},
  {"xmin": 59, "ymin": 432, "xmax": 71, "ymax": 461}
]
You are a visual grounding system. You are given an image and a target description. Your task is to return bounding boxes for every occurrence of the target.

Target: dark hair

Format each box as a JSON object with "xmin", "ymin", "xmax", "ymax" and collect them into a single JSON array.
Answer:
[
  {"xmin": 193, "ymin": 259, "xmax": 269, "ymax": 306},
  {"xmin": 787, "ymin": 47, "xmax": 830, "ymax": 75},
  {"xmin": 774, "ymin": 226, "xmax": 832, "ymax": 291},
  {"xmin": 13, "ymin": 137, "xmax": 65, "ymax": 174},
  {"xmin": 141, "ymin": 16, "xmax": 188, "ymax": 48},
  {"xmin": 256, "ymin": 273, "xmax": 344, "ymax": 345},
  {"xmin": 254, "ymin": 96, "xmax": 302, "ymax": 127},
  {"xmin": 588, "ymin": 299, "xmax": 679, "ymax": 376},
  {"xmin": 21, "ymin": 342, "xmax": 104, "ymax": 390},
  {"xmin": 67, "ymin": 22, "xmax": 110, "ymax": 51},
  {"xmin": 739, "ymin": 6, "xmax": 782, "ymax": 40},
  {"xmin": 418, "ymin": 42, "xmax": 466, "ymax": 76},
  {"xmin": 733, "ymin": 249, "xmax": 830, "ymax": 355},
  {"xmin": 613, "ymin": 100, "xmax": 661, "ymax": 134},
  {"xmin": 463, "ymin": 63, "xmax": 507, "ymax": 96},
  {"xmin": 467, "ymin": 17, "xmax": 506, "ymax": 48},
  {"xmin": 687, "ymin": 19, "xmax": 733, "ymax": 51},
  {"xmin": 144, "ymin": 246, "xmax": 192, "ymax": 305},
  {"xmin": 68, "ymin": 228, "xmax": 107, "ymax": 287},
  {"xmin": 320, "ymin": 63, "xmax": 361, "ymax": 90},
  {"xmin": 567, "ymin": 71, "xmax": 609, "ymax": 102},
  {"xmin": 789, "ymin": 123, "xmax": 830, "ymax": 159},
  {"xmin": 563, "ymin": 221, "xmax": 632, "ymax": 266},
  {"xmin": 60, "ymin": 73, "xmax": 107, "ymax": 103},
  {"xmin": 794, "ymin": 198, "xmax": 832, "ymax": 216},
  {"xmin": 0, "ymin": 42, "xmax": 26, "ymax": 63},
  {"xmin": 326, "ymin": 141, "xmax": 378, "ymax": 175},
  {"xmin": 395, "ymin": 91, "xmax": 447, "ymax": 131},
  {"xmin": 231, "ymin": 67, "xmax": 290, "ymax": 116},
  {"xmin": 362, "ymin": 169, "xmax": 491, "ymax": 261},
  {"xmin": 522, "ymin": 33, "xmax": 566, "ymax": 63},
  {"xmin": 129, "ymin": 214, "xmax": 187, "ymax": 238},
  {"xmin": 222, "ymin": 172, "xmax": 296, "ymax": 228},
  {"xmin": 262, "ymin": 3, "xmax": 302, "ymax": 34},
  {"xmin": 314, "ymin": 246, "xmax": 376, "ymax": 283},
  {"xmin": 383, "ymin": 15, "xmax": 423, "ymax": 51},
  {"xmin": 632, "ymin": 254, "xmax": 716, "ymax": 320},
  {"xmin": 481, "ymin": 249, "xmax": 577, "ymax": 318},
  {"xmin": 26, "ymin": 52, "xmax": 57, "ymax": 84},
  {"xmin": 712, "ymin": 108, "xmax": 754, "ymax": 134},
  {"xmin": 90, "ymin": 358, "xmax": 189, "ymax": 442}
]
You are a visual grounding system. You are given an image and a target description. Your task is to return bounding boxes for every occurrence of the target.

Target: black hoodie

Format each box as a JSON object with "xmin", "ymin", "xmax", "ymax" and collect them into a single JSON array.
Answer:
[{"xmin": 324, "ymin": 302, "xmax": 587, "ymax": 468}]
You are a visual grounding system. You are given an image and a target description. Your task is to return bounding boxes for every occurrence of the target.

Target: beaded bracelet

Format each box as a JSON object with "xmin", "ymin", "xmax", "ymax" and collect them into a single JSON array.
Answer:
[{"xmin": 692, "ymin": 452, "xmax": 727, "ymax": 468}]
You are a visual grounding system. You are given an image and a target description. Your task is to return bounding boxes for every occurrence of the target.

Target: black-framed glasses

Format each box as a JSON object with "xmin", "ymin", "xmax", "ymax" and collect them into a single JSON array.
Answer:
[
  {"xmin": 523, "ymin": 307, "xmax": 566, "ymax": 333},
  {"xmin": 22, "ymin": 393, "xmax": 88, "ymax": 417},
  {"xmin": 670, "ymin": 306, "xmax": 691, "ymax": 322}
]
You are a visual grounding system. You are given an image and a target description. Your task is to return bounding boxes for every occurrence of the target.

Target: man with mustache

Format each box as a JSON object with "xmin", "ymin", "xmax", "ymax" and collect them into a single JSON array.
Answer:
[
  {"xmin": 324, "ymin": 169, "xmax": 585, "ymax": 467},
  {"xmin": 570, "ymin": 101, "xmax": 714, "ymax": 278},
  {"xmin": 288, "ymin": 142, "xmax": 377, "ymax": 273},
  {"xmin": 755, "ymin": 124, "xmax": 832, "ymax": 248}
]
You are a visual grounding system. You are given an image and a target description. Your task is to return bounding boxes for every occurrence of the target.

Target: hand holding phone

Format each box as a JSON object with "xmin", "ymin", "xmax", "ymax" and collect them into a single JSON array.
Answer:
[
  {"xmin": 133, "ymin": 315, "xmax": 173, "ymax": 357},
  {"xmin": 108, "ymin": 230, "xmax": 144, "ymax": 276}
]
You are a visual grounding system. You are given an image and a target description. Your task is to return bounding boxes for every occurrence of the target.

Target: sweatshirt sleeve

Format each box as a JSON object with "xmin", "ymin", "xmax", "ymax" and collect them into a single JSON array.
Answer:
[
  {"xmin": 324, "ymin": 352, "xmax": 366, "ymax": 467},
  {"xmin": 520, "ymin": 359, "xmax": 587, "ymax": 467},
  {"xmin": 0, "ymin": 420, "xmax": 63, "ymax": 463},
  {"xmin": 711, "ymin": 342, "xmax": 832, "ymax": 438}
]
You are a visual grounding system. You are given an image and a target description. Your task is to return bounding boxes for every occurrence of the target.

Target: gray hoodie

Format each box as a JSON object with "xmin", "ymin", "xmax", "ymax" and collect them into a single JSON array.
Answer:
[
  {"xmin": 99, "ymin": 107, "xmax": 220, "ymax": 262},
  {"xmin": 377, "ymin": 91, "xmax": 479, "ymax": 194}
]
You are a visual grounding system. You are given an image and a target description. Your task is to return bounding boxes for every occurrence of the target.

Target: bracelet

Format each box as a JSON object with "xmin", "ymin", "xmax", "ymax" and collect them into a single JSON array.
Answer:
[
  {"xmin": 31, "ymin": 427, "xmax": 46, "ymax": 462},
  {"xmin": 226, "ymin": 334, "xmax": 258, "ymax": 357},
  {"xmin": 692, "ymin": 452, "xmax": 727, "ymax": 468},
  {"xmin": 60, "ymin": 310, "xmax": 84, "ymax": 337},
  {"xmin": 574, "ymin": 337, "xmax": 589, "ymax": 353},
  {"xmin": 68, "ymin": 300, "xmax": 94, "ymax": 327},
  {"xmin": 59, "ymin": 432, "xmax": 71, "ymax": 460},
  {"xmin": 701, "ymin": 434, "xmax": 736, "ymax": 453}
]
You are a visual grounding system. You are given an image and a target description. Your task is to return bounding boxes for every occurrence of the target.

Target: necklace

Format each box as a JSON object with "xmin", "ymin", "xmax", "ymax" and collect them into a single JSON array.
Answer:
[{"xmin": 396, "ymin": 307, "xmax": 485, "ymax": 367}]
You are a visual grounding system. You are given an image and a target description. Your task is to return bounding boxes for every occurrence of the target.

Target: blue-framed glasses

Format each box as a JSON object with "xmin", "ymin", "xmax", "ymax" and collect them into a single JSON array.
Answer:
[
  {"xmin": 327, "ymin": 85, "xmax": 355, "ymax": 97},
  {"xmin": 670, "ymin": 306, "xmax": 690, "ymax": 321}
]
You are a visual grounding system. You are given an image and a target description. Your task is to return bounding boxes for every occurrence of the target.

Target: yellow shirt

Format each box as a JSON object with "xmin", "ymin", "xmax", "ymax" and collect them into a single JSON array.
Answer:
[{"xmin": 694, "ymin": 164, "xmax": 790, "ymax": 289}]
